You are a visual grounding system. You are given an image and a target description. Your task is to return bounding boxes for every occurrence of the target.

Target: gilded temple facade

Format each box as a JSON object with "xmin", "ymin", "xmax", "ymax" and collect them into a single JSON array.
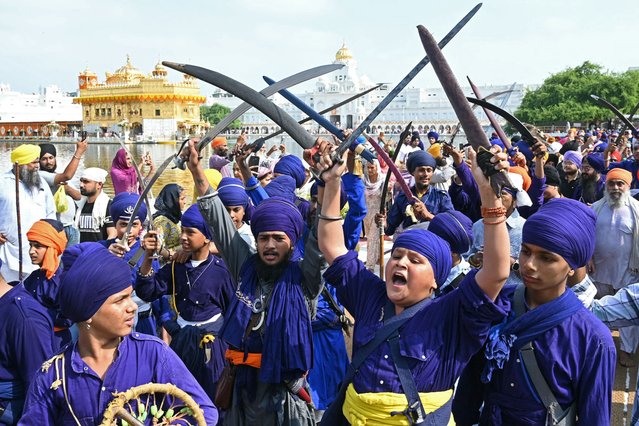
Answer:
[{"xmin": 74, "ymin": 56, "xmax": 207, "ymax": 140}]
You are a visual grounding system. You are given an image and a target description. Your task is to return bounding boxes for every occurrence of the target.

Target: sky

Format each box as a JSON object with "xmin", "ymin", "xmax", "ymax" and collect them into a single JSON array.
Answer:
[{"xmin": 1, "ymin": 0, "xmax": 637, "ymax": 95}]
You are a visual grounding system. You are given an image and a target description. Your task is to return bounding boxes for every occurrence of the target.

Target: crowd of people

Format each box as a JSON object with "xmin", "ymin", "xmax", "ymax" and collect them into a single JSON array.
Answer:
[{"xmin": 0, "ymin": 124, "xmax": 638, "ymax": 425}]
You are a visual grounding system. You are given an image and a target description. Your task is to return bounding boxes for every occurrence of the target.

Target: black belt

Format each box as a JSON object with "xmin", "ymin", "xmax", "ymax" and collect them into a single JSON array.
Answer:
[{"xmin": 138, "ymin": 310, "xmax": 152, "ymax": 320}]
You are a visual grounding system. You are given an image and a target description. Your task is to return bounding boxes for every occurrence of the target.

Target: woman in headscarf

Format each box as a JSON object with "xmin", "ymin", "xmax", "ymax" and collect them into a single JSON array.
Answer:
[
  {"xmin": 153, "ymin": 183, "xmax": 186, "ymax": 264},
  {"xmin": 317, "ymin": 141, "xmax": 512, "ymax": 425},
  {"xmin": 361, "ymin": 159, "xmax": 386, "ymax": 272},
  {"xmin": 19, "ymin": 243, "xmax": 218, "ymax": 425},
  {"xmin": 23, "ymin": 219, "xmax": 72, "ymax": 348},
  {"xmin": 136, "ymin": 205, "xmax": 236, "ymax": 402},
  {"xmin": 110, "ymin": 148, "xmax": 155, "ymax": 194}
]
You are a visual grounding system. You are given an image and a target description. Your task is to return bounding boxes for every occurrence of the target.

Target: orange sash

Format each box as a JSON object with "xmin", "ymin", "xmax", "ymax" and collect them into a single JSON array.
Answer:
[{"xmin": 225, "ymin": 349, "xmax": 262, "ymax": 369}]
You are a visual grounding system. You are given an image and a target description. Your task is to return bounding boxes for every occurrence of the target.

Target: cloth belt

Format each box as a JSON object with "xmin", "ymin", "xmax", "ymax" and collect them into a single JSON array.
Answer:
[
  {"xmin": 343, "ymin": 384, "xmax": 454, "ymax": 426},
  {"xmin": 0, "ymin": 381, "xmax": 25, "ymax": 401},
  {"xmin": 226, "ymin": 349, "xmax": 262, "ymax": 369}
]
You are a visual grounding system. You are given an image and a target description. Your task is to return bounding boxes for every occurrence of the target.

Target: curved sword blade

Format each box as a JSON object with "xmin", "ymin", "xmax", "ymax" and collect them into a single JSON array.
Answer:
[
  {"xmin": 590, "ymin": 94, "xmax": 638, "ymax": 133},
  {"xmin": 467, "ymin": 77, "xmax": 512, "ymax": 150},
  {"xmin": 338, "ymin": 3, "xmax": 483, "ymax": 157},
  {"xmin": 195, "ymin": 63, "xmax": 342, "ymax": 152},
  {"xmin": 163, "ymin": 62, "xmax": 317, "ymax": 150}
]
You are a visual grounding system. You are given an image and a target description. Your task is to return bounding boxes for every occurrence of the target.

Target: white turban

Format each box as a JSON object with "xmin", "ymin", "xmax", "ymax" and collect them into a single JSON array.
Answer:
[{"xmin": 81, "ymin": 167, "xmax": 108, "ymax": 183}]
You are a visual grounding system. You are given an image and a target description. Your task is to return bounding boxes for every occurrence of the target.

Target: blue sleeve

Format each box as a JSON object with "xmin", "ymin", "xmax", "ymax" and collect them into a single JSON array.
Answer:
[
  {"xmin": 519, "ymin": 175, "xmax": 545, "ymax": 218},
  {"xmin": 245, "ymin": 176, "xmax": 269, "ymax": 207},
  {"xmin": 134, "ymin": 263, "xmax": 173, "ymax": 303},
  {"xmin": 16, "ymin": 309, "xmax": 54, "ymax": 390},
  {"xmin": 576, "ymin": 337, "xmax": 615, "ymax": 425},
  {"xmin": 455, "ymin": 162, "xmax": 480, "ymax": 208},
  {"xmin": 436, "ymin": 192, "xmax": 454, "ymax": 214},
  {"xmin": 18, "ymin": 372, "xmax": 57, "ymax": 425},
  {"xmin": 385, "ymin": 193, "xmax": 406, "ymax": 236},
  {"xmin": 341, "ymin": 173, "xmax": 367, "ymax": 250}
]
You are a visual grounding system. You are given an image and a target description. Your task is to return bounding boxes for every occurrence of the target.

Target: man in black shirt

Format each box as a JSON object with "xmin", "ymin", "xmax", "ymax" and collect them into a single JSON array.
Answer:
[{"xmin": 74, "ymin": 167, "xmax": 116, "ymax": 242}]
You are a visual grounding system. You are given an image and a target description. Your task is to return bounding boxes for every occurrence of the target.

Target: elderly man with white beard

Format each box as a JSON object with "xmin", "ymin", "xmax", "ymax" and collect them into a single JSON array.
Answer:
[
  {"xmin": 590, "ymin": 168, "xmax": 639, "ymax": 367},
  {"xmin": 0, "ymin": 144, "xmax": 55, "ymax": 282}
]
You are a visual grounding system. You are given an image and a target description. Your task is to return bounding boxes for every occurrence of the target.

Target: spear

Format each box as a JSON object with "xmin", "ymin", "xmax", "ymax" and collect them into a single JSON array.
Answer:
[{"xmin": 14, "ymin": 162, "xmax": 22, "ymax": 280}]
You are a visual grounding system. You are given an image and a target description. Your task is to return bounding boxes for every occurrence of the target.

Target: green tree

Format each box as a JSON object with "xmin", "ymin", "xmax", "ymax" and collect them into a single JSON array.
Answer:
[
  {"xmin": 515, "ymin": 61, "xmax": 639, "ymax": 126},
  {"xmin": 200, "ymin": 103, "xmax": 242, "ymax": 129}
]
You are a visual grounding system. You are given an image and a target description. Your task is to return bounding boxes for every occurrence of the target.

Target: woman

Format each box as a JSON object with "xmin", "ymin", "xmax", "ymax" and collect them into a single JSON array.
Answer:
[
  {"xmin": 23, "ymin": 219, "xmax": 72, "ymax": 348},
  {"xmin": 316, "ymin": 141, "xmax": 511, "ymax": 425},
  {"xmin": 110, "ymin": 148, "xmax": 155, "ymax": 194},
  {"xmin": 152, "ymin": 183, "xmax": 187, "ymax": 264},
  {"xmin": 137, "ymin": 205, "xmax": 235, "ymax": 401},
  {"xmin": 361, "ymin": 159, "xmax": 386, "ymax": 272},
  {"xmin": 18, "ymin": 243, "xmax": 218, "ymax": 425}
]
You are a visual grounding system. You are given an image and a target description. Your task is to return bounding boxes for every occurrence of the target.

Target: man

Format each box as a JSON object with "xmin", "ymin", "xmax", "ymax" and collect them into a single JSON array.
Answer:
[
  {"xmin": 185, "ymin": 139, "xmax": 322, "ymax": 425},
  {"xmin": 0, "ymin": 144, "xmax": 55, "ymax": 282},
  {"xmin": 604, "ymin": 139, "xmax": 639, "ymax": 189},
  {"xmin": 559, "ymin": 150, "xmax": 581, "ymax": 199},
  {"xmin": 38, "ymin": 140, "xmax": 87, "ymax": 246},
  {"xmin": 0, "ymin": 258, "xmax": 55, "ymax": 425},
  {"xmin": 74, "ymin": 167, "xmax": 116, "ymax": 242},
  {"xmin": 590, "ymin": 168, "xmax": 639, "ymax": 367},
  {"xmin": 574, "ymin": 152, "xmax": 606, "ymax": 205},
  {"xmin": 208, "ymin": 136, "xmax": 233, "ymax": 178},
  {"xmin": 382, "ymin": 150, "xmax": 454, "ymax": 236}
]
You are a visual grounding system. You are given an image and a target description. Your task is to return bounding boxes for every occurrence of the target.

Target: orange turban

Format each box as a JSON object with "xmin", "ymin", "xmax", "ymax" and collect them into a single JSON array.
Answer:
[
  {"xmin": 606, "ymin": 168, "xmax": 632, "ymax": 186},
  {"xmin": 26, "ymin": 220, "xmax": 67, "ymax": 279},
  {"xmin": 508, "ymin": 166, "xmax": 532, "ymax": 191},
  {"xmin": 211, "ymin": 137, "xmax": 227, "ymax": 148}
]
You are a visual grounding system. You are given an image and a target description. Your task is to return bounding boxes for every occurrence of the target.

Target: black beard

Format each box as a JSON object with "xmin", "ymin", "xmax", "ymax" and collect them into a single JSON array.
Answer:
[
  {"xmin": 254, "ymin": 252, "xmax": 291, "ymax": 283},
  {"xmin": 19, "ymin": 167, "xmax": 41, "ymax": 191},
  {"xmin": 41, "ymin": 162, "xmax": 56, "ymax": 173}
]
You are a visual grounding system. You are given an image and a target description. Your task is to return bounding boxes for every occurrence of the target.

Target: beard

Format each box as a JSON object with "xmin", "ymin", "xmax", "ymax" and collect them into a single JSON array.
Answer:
[
  {"xmin": 19, "ymin": 167, "xmax": 41, "ymax": 191},
  {"xmin": 604, "ymin": 188, "xmax": 630, "ymax": 209},
  {"xmin": 255, "ymin": 250, "xmax": 291, "ymax": 283},
  {"xmin": 41, "ymin": 161, "xmax": 56, "ymax": 173}
]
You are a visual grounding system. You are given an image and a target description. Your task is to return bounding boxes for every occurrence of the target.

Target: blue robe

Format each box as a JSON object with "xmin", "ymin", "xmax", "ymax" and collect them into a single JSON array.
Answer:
[
  {"xmin": 386, "ymin": 185, "xmax": 454, "ymax": 235},
  {"xmin": 18, "ymin": 333, "xmax": 218, "ymax": 425},
  {"xmin": 0, "ymin": 283, "xmax": 54, "ymax": 424}
]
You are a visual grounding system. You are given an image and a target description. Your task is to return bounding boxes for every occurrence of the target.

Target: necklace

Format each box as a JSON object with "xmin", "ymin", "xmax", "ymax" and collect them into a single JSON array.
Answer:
[{"xmin": 185, "ymin": 258, "xmax": 214, "ymax": 290}]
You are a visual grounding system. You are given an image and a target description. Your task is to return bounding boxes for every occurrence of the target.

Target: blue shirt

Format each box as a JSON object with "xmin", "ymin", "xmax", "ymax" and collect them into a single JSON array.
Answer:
[
  {"xmin": 323, "ymin": 251, "xmax": 508, "ymax": 393},
  {"xmin": 19, "ymin": 333, "xmax": 218, "ymax": 425},
  {"xmin": 0, "ymin": 284, "xmax": 54, "ymax": 408},
  {"xmin": 135, "ymin": 255, "xmax": 235, "ymax": 322},
  {"xmin": 386, "ymin": 185, "xmax": 454, "ymax": 235}
]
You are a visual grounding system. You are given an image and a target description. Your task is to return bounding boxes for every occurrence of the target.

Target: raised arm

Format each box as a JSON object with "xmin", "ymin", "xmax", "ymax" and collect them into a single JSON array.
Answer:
[
  {"xmin": 53, "ymin": 138, "xmax": 87, "ymax": 185},
  {"xmin": 468, "ymin": 147, "xmax": 511, "ymax": 301}
]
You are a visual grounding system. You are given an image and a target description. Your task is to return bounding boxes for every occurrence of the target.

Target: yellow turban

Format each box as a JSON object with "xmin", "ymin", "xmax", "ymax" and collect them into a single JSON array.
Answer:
[
  {"xmin": 11, "ymin": 144, "xmax": 40, "ymax": 165},
  {"xmin": 193, "ymin": 168, "xmax": 223, "ymax": 197},
  {"xmin": 427, "ymin": 143, "xmax": 442, "ymax": 159}
]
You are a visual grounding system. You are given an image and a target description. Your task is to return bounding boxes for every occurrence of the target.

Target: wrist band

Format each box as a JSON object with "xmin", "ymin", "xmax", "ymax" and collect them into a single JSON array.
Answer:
[
  {"xmin": 482, "ymin": 215, "xmax": 507, "ymax": 225},
  {"xmin": 72, "ymin": 154, "xmax": 81, "ymax": 160},
  {"xmin": 481, "ymin": 206, "xmax": 506, "ymax": 218},
  {"xmin": 318, "ymin": 213, "xmax": 342, "ymax": 221}
]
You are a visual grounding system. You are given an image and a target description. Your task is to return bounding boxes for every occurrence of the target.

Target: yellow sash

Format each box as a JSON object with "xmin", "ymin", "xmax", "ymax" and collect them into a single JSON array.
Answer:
[{"xmin": 342, "ymin": 383, "xmax": 455, "ymax": 426}]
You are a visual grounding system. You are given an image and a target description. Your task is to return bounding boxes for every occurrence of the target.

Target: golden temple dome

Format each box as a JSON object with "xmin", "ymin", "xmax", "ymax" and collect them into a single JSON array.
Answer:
[
  {"xmin": 335, "ymin": 43, "xmax": 353, "ymax": 61},
  {"xmin": 106, "ymin": 55, "xmax": 145, "ymax": 84},
  {"xmin": 152, "ymin": 61, "xmax": 168, "ymax": 77}
]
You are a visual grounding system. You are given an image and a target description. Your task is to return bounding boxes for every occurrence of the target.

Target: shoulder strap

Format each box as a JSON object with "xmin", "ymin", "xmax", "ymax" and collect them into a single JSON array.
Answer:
[
  {"xmin": 513, "ymin": 283, "xmax": 527, "ymax": 317},
  {"xmin": 321, "ymin": 286, "xmax": 352, "ymax": 334},
  {"xmin": 127, "ymin": 247, "xmax": 145, "ymax": 269}
]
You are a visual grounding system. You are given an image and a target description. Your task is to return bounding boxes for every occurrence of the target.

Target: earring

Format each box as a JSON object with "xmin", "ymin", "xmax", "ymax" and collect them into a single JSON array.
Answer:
[{"xmin": 85, "ymin": 323, "xmax": 91, "ymax": 330}]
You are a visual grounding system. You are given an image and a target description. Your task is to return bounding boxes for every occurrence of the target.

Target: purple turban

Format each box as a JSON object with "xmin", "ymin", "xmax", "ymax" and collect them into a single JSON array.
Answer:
[
  {"xmin": 406, "ymin": 150, "xmax": 436, "ymax": 174},
  {"xmin": 584, "ymin": 153, "xmax": 606, "ymax": 174},
  {"xmin": 592, "ymin": 142, "xmax": 608, "ymax": 153},
  {"xmin": 392, "ymin": 229, "xmax": 451, "ymax": 286},
  {"xmin": 562, "ymin": 151, "xmax": 582, "ymax": 169},
  {"xmin": 274, "ymin": 155, "xmax": 306, "ymax": 188},
  {"xmin": 59, "ymin": 243, "xmax": 132, "ymax": 323},
  {"xmin": 110, "ymin": 192, "xmax": 147, "ymax": 223},
  {"xmin": 522, "ymin": 198, "xmax": 596, "ymax": 269},
  {"xmin": 265, "ymin": 175, "xmax": 297, "ymax": 203},
  {"xmin": 218, "ymin": 177, "xmax": 249, "ymax": 208},
  {"xmin": 490, "ymin": 138, "xmax": 506, "ymax": 151},
  {"xmin": 427, "ymin": 131, "xmax": 439, "ymax": 141},
  {"xmin": 428, "ymin": 211, "xmax": 473, "ymax": 255},
  {"xmin": 181, "ymin": 204, "xmax": 212, "ymax": 240},
  {"xmin": 250, "ymin": 196, "xmax": 304, "ymax": 246},
  {"xmin": 514, "ymin": 141, "xmax": 533, "ymax": 163}
]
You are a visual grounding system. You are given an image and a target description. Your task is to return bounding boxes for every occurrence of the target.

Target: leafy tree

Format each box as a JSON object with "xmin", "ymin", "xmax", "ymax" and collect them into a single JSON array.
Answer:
[
  {"xmin": 200, "ymin": 103, "xmax": 242, "ymax": 129},
  {"xmin": 515, "ymin": 61, "xmax": 639, "ymax": 126}
]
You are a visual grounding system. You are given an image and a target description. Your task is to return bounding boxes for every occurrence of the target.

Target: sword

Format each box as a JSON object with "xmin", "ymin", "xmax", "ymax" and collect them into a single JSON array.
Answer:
[
  {"xmin": 417, "ymin": 24, "xmax": 513, "ymax": 196},
  {"xmin": 467, "ymin": 77, "xmax": 512, "ymax": 150},
  {"xmin": 14, "ymin": 162, "xmax": 22, "ymax": 280},
  {"xmin": 448, "ymin": 89, "xmax": 514, "ymax": 145},
  {"xmin": 465, "ymin": 97, "xmax": 549, "ymax": 153},
  {"xmin": 263, "ymin": 75, "xmax": 377, "ymax": 163},
  {"xmin": 120, "ymin": 155, "xmax": 175, "ymax": 249},
  {"xmin": 163, "ymin": 62, "xmax": 318, "ymax": 151},
  {"xmin": 195, "ymin": 63, "xmax": 342, "ymax": 152},
  {"xmin": 362, "ymin": 132, "xmax": 415, "ymax": 203},
  {"xmin": 335, "ymin": 3, "xmax": 483, "ymax": 160},
  {"xmin": 590, "ymin": 95, "xmax": 638, "ymax": 134}
]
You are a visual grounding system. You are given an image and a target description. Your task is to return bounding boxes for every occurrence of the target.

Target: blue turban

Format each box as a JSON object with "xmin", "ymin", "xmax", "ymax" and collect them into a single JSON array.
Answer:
[
  {"xmin": 59, "ymin": 243, "xmax": 132, "ymax": 323},
  {"xmin": 274, "ymin": 155, "xmax": 306, "ymax": 188},
  {"xmin": 427, "ymin": 131, "xmax": 439, "ymax": 141},
  {"xmin": 522, "ymin": 198, "xmax": 596, "ymax": 270},
  {"xmin": 593, "ymin": 142, "xmax": 608, "ymax": 153},
  {"xmin": 514, "ymin": 140, "xmax": 533, "ymax": 163},
  {"xmin": 490, "ymin": 138, "xmax": 506, "ymax": 151},
  {"xmin": 392, "ymin": 229, "xmax": 452, "ymax": 286},
  {"xmin": 110, "ymin": 192, "xmax": 147, "ymax": 223},
  {"xmin": 584, "ymin": 153, "xmax": 606, "ymax": 174},
  {"xmin": 562, "ymin": 150, "xmax": 582, "ymax": 169},
  {"xmin": 218, "ymin": 177, "xmax": 249, "ymax": 208},
  {"xmin": 406, "ymin": 150, "xmax": 436, "ymax": 174},
  {"xmin": 428, "ymin": 211, "xmax": 474, "ymax": 255},
  {"xmin": 181, "ymin": 204, "xmax": 212, "ymax": 240},
  {"xmin": 251, "ymin": 196, "xmax": 304, "ymax": 246},
  {"xmin": 265, "ymin": 175, "xmax": 297, "ymax": 203}
]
